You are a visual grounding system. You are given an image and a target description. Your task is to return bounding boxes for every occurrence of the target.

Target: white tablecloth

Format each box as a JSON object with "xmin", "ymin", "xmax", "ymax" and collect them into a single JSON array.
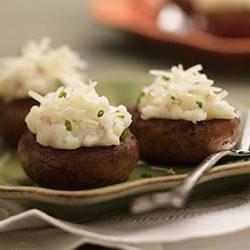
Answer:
[{"xmin": 1, "ymin": 186, "xmax": 250, "ymax": 250}]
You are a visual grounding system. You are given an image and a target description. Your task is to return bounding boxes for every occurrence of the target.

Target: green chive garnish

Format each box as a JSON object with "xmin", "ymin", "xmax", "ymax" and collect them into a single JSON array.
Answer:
[
  {"xmin": 121, "ymin": 128, "xmax": 130, "ymax": 140},
  {"xmin": 98, "ymin": 110, "xmax": 104, "ymax": 117},
  {"xmin": 171, "ymin": 96, "xmax": 176, "ymax": 101},
  {"xmin": 137, "ymin": 91, "xmax": 145, "ymax": 104},
  {"xmin": 65, "ymin": 120, "xmax": 72, "ymax": 131},
  {"xmin": 141, "ymin": 173, "xmax": 152, "ymax": 178},
  {"xmin": 58, "ymin": 91, "xmax": 67, "ymax": 98},
  {"xmin": 196, "ymin": 101, "xmax": 203, "ymax": 109},
  {"xmin": 163, "ymin": 76, "xmax": 170, "ymax": 81},
  {"xmin": 117, "ymin": 114, "xmax": 125, "ymax": 119},
  {"xmin": 55, "ymin": 79, "xmax": 64, "ymax": 87}
]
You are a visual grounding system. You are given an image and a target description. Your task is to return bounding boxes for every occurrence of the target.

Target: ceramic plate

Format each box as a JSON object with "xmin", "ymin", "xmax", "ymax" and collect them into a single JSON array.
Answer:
[
  {"xmin": 0, "ymin": 80, "xmax": 249, "ymax": 220},
  {"xmin": 92, "ymin": 0, "xmax": 250, "ymax": 57}
]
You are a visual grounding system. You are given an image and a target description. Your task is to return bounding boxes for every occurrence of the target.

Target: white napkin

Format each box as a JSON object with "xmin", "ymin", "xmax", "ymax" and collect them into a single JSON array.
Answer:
[{"xmin": 2, "ymin": 186, "xmax": 250, "ymax": 250}]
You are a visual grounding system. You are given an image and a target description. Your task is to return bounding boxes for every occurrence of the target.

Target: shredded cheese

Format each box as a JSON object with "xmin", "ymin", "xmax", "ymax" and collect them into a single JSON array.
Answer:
[
  {"xmin": 138, "ymin": 64, "xmax": 237, "ymax": 123},
  {"xmin": 0, "ymin": 38, "xmax": 87, "ymax": 101},
  {"xmin": 25, "ymin": 80, "xmax": 132, "ymax": 149}
]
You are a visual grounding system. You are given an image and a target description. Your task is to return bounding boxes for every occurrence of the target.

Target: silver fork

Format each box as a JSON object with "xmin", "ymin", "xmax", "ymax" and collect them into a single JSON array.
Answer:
[{"xmin": 131, "ymin": 111, "xmax": 250, "ymax": 214}]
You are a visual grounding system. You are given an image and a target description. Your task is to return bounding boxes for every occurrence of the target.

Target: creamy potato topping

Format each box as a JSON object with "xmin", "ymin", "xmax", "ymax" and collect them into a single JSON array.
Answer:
[
  {"xmin": 138, "ymin": 64, "xmax": 237, "ymax": 123},
  {"xmin": 0, "ymin": 38, "xmax": 87, "ymax": 101},
  {"xmin": 25, "ymin": 80, "xmax": 132, "ymax": 149}
]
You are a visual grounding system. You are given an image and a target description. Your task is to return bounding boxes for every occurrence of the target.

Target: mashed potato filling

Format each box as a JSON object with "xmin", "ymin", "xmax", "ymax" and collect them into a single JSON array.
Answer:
[
  {"xmin": 0, "ymin": 38, "xmax": 87, "ymax": 101},
  {"xmin": 138, "ymin": 65, "xmax": 237, "ymax": 123},
  {"xmin": 25, "ymin": 81, "xmax": 132, "ymax": 149},
  {"xmin": 193, "ymin": 0, "xmax": 250, "ymax": 12}
]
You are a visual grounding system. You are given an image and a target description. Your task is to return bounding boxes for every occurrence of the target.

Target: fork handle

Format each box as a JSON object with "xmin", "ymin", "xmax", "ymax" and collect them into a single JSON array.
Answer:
[
  {"xmin": 131, "ymin": 150, "xmax": 233, "ymax": 213},
  {"xmin": 171, "ymin": 150, "xmax": 232, "ymax": 205},
  {"xmin": 176, "ymin": 150, "xmax": 250, "ymax": 206}
]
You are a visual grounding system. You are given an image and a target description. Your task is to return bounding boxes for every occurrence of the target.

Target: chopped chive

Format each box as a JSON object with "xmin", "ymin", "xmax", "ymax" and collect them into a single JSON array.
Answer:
[
  {"xmin": 141, "ymin": 173, "xmax": 152, "ymax": 178},
  {"xmin": 64, "ymin": 120, "xmax": 72, "ymax": 132},
  {"xmin": 117, "ymin": 114, "xmax": 125, "ymax": 119},
  {"xmin": 196, "ymin": 101, "xmax": 203, "ymax": 109},
  {"xmin": 97, "ymin": 110, "xmax": 104, "ymax": 117},
  {"xmin": 58, "ymin": 91, "xmax": 67, "ymax": 98},
  {"xmin": 121, "ymin": 128, "xmax": 130, "ymax": 140},
  {"xmin": 55, "ymin": 79, "xmax": 64, "ymax": 87},
  {"xmin": 171, "ymin": 96, "xmax": 176, "ymax": 101},
  {"xmin": 137, "ymin": 91, "xmax": 145, "ymax": 104},
  {"xmin": 163, "ymin": 76, "xmax": 170, "ymax": 81}
]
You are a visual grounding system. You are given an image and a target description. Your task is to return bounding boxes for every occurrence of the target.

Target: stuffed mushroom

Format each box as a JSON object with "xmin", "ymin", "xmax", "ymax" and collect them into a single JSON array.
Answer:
[
  {"xmin": 18, "ymin": 81, "xmax": 139, "ymax": 190},
  {"xmin": 0, "ymin": 38, "xmax": 87, "ymax": 146},
  {"xmin": 131, "ymin": 64, "xmax": 240, "ymax": 165}
]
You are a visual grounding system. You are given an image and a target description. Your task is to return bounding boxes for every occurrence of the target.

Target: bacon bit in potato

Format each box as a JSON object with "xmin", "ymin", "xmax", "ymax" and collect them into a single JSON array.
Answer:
[
  {"xmin": 171, "ymin": 97, "xmax": 182, "ymax": 105},
  {"xmin": 205, "ymin": 94, "xmax": 216, "ymax": 102},
  {"xmin": 165, "ymin": 103, "xmax": 173, "ymax": 112},
  {"xmin": 40, "ymin": 115, "xmax": 52, "ymax": 125},
  {"xmin": 36, "ymin": 65, "xmax": 45, "ymax": 75},
  {"xmin": 98, "ymin": 121, "xmax": 105, "ymax": 131}
]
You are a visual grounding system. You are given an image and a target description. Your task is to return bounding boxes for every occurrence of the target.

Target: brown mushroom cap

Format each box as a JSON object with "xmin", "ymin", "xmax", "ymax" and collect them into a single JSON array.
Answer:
[
  {"xmin": 130, "ymin": 109, "xmax": 240, "ymax": 165},
  {"xmin": 0, "ymin": 98, "xmax": 38, "ymax": 147},
  {"xmin": 18, "ymin": 130, "xmax": 139, "ymax": 190}
]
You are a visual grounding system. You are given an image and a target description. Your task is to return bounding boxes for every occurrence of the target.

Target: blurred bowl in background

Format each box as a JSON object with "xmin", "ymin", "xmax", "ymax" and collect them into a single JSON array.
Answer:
[
  {"xmin": 92, "ymin": 0, "xmax": 250, "ymax": 58},
  {"xmin": 174, "ymin": 0, "xmax": 250, "ymax": 37}
]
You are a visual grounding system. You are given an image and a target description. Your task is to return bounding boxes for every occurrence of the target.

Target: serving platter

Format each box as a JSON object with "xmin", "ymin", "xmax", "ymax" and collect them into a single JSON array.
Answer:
[
  {"xmin": 92, "ymin": 0, "xmax": 250, "ymax": 57},
  {"xmin": 0, "ymin": 80, "xmax": 249, "ymax": 220}
]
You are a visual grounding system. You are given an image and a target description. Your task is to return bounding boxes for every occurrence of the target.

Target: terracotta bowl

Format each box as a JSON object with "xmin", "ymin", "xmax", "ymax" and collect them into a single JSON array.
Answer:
[{"xmin": 174, "ymin": 0, "xmax": 250, "ymax": 37}]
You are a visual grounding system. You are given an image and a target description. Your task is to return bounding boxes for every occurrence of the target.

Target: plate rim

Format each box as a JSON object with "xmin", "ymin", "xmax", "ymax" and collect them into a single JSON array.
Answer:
[{"xmin": 0, "ymin": 161, "xmax": 250, "ymax": 205}]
